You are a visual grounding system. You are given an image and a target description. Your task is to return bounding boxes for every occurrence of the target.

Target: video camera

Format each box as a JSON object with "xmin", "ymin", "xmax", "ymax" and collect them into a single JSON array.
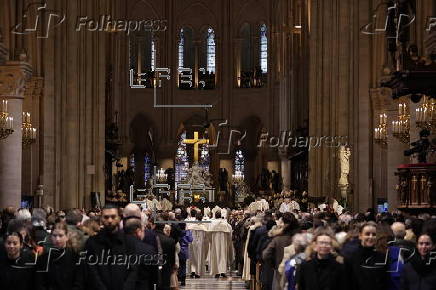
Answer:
[{"xmin": 404, "ymin": 129, "xmax": 430, "ymax": 163}]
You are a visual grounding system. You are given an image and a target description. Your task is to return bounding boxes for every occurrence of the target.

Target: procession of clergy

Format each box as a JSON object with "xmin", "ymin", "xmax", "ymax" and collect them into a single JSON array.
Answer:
[{"xmin": 140, "ymin": 189, "xmax": 340, "ymax": 283}]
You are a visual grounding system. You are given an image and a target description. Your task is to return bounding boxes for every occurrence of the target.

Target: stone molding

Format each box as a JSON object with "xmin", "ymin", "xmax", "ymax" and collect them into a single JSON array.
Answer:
[{"xmin": 0, "ymin": 61, "xmax": 33, "ymax": 97}]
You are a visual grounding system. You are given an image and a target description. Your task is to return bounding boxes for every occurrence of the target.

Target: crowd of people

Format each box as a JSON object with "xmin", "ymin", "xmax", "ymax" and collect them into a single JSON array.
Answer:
[{"xmin": 0, "ymin": 199, "xmax": 435, "ymax": 290}]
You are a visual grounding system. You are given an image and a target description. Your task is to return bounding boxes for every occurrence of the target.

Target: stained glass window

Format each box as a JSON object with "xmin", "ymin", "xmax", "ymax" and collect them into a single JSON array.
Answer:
[
  {"xmin": 178, "ymin": 28, "xmax": 184, "ymax": 69},
  {"xmin": 129, "ymin": 153, "xmax": 135, "ymax": 169},
  {"xmin": 151, "ymin": 40, "xmax": 156, "ymax": 71},
  {"xmin": 199, "ymin": 143, "xmax": 210, "ymax": 172},
  {"xmin": 175, "ymin": 131, "xmax": 189, "ymax": 182},
  {"xmin": 260, "ymin": 24, "xmax": 268, "ymax": 73},
  {"xmin": 144, "ymin": 154, "xmax": 152, "ymax": 184},
  {"xmin": 234, "ymin": 149, "xmax": 245, "ymax": 174},
  {"xmin": 206, "ymin": 28, "xmax": 216, "ymax": 73}
]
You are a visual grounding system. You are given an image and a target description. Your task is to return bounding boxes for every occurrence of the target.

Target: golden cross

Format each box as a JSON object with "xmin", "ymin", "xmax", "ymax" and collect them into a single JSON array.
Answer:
[{"xmin": 183, "ymin": 131, "xmax": 209, "ymax": 162}]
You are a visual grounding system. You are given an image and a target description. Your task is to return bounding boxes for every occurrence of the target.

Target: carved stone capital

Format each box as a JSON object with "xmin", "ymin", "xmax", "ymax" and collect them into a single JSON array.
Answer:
[
  {"xmin": 24, "ymin": 77, "xmax": 44, "ymax": 99},
  {"xmin": 370, "ymin": 87, "xmax": 395, "ymax": 112},
  {"xmin": 0, "ymin": 61, "xmax": 32, "ymax": 97}
]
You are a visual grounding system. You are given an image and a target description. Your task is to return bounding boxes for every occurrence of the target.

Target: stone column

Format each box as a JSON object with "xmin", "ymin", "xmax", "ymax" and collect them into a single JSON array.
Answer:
[
  {"xmin": 279, "ymin": 148, "xmax": 291, "ymax": 189},
  {"xmin": 0, "ymin": 58, "xmax": 32, "ymax": 208},
  {"xmin": 308, "ymin": 0, "xmax": 373, "ymax": 211}
]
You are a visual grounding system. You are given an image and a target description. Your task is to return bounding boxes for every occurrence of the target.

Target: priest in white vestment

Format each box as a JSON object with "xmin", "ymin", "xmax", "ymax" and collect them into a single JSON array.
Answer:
[
  {"xmin": 211, "ymin": 205, "xmax": 221, "ymax": 217},
  {"xmin": 160, "ymin": 197, "xmax": 173, "ymax": 211},
  {"xmin": 145, "ymin": 195, "xmax": 161, "ymax": 211},
  {"xmin": 208, "ymin": 211, "xmax": 234, "ymax": 278},
  {"xmin": 189, "ymin": 221, "xmax": 210, "ymax": 277}
]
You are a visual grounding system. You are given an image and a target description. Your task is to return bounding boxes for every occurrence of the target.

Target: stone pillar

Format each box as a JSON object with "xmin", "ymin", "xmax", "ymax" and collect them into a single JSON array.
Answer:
[
  {"xmin": 0, "ymin": 59, "xmax": 32, "ymax": 208},
  {"xmin": 308, "ymin": 0, "xmax": 373, "ymax": 212},
  {"xmin": 279, "ymin": 149, "xmax": 291, "ymax": 189}
]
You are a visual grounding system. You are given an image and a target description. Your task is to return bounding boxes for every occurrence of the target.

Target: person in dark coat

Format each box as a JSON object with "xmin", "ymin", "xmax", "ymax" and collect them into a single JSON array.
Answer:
[
  {"xmin": 256, "ymin": 216, "xmax": 280, "ymax": 290},
  {"xmin": 84, "ymin": 204, "xmax": 136, "ymax": 290},
  {"xmin": 177, "ymin": 223, "xmax": 193, "ymax": 286},
  {"xmin": 263, "ymin": 213, "xmax": 300, "ymax": 290},
  {"xmin": 123, "ymin": 218, "xmax": 159, "ymax": 290},
  {"xmin": 400, "ymin": 233, "xmax": 436, "ymax": 290},
  {"xmin": 344, "ymin": 221, "xmax": 388, "ymax": 290},
  {"xmin": 154, "ymin": 217, "xmax": 176, "ymax": 290},
  {"xmin": 35, "ymin": 222, "xmax": 84, "ymax": 290},
  {"xmin": 296, "ymin": 227, "xmax": 345, "ymax": 290},
  {"xmin": 0, "ymin": 232, "xmax": 35, "ymax": 290}
]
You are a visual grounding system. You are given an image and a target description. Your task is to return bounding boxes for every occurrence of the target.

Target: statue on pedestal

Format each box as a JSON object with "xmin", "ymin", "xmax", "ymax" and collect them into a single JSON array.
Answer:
[{"xmin": 338, "ymin": 146, "xmax": 351, "ymax": 199}]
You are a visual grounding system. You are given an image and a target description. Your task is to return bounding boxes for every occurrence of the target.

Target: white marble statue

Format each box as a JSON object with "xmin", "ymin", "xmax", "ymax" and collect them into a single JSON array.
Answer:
[
  {"xmin": 338, "ymin": 146, "xmax": 351, "ymax": 186},
  {"xmin": 183, "ymin": 162, "xmax": 213, "ymax": 187}
]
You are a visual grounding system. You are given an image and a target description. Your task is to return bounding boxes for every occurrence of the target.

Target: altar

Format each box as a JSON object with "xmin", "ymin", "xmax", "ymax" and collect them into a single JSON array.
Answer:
[
  {"xmin": 396, "ymin": 163, "xmax": 436, "ymax": 213},
  {"xmin": 176, "ymin": 184, "xmax": 215, "ymax": 204}
]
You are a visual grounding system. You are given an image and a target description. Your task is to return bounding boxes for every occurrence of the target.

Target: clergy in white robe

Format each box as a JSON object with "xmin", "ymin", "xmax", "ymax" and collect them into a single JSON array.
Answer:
[
  {"xmin": 279, "ymin": 198, "xmax": 292, "ymax": 213},
  {"xmin": 159, "ymin": 197, "xmax": 173, "ymax": 211},
  {"xmin": 211, "ymin": 205, "xmax": 221, "ymax": 217},
  {"xmin": 203, "ymin": 206, "xmax": 211, "ymax": 217},
  {"xmin": 145, "ymin": 196, "xmax": 161, "ymax": 211},
  {"xmin": 208, "ymin": 212, "xmax": 233, "ymax": 276},
  {"xmin": 189, "ymin": 222, "xmax": 210, "ymax": 277}
]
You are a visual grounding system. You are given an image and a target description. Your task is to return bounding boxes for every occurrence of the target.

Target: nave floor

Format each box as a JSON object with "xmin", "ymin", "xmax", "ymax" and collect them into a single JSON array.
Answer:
[{"xmin": 183, "ymin": 275, "xmax": 246, "ymax": 290}]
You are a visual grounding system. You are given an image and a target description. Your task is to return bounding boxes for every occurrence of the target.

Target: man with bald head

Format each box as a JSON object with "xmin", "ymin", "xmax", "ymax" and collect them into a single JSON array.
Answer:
[{"xmin": 123, "ymin": 203, "xmax": 142, "ymax": 220}]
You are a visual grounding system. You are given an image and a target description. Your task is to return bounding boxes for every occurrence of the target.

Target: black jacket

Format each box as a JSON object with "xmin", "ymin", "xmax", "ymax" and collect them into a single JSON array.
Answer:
[
  {"xmin": 400, "ymin": 254, "xmax": 436, "ymax": 290},
  {"xmin": 124, "ymin": 237, "xmax": 159, "ymax": 290},
  {"xmin": 155, "ymin": 231, "xmax": 175, "ymax": 290},
  {"xmin": 35, "ymin": 247, "xmax": 84, "ymax": 290},
  {"xmin": 0, "ymin": 250, "xmax": 35, "ymax": 290},
  {"xmin": 296, "ymin": 255, "xmax": 345, "ymax": 290},
  {"xmin": 84, "ymin": 229, "xmax": 136, "ymax": 290},
  {"xmin": 344, "ymin": 245, "xmax": 388, "ymax": 290}
]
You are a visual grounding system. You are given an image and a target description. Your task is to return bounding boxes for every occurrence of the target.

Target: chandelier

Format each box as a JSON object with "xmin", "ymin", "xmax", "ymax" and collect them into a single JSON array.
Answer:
[
  {"xmin": 374, "ymin": 113, "xmax": 387, "ymax": 145},
  {"xmin": 0, "ymin": 99, "xmax": 14, "ymax": 139},
  {"xmin": 232, "ymin": 171, "xmax": 244, "ymax": 183},
  {"xmin": 156, "ymin": 168, "xmax": 167, "ymax": 183},
  {"xmin": 22, "ymin": 112, "xmax": 36, "ymax": 146},
  {"xmin": 415, "ymin": 96, "xmax": 436, "ymax": 131},
  {"xmin": 392, "ymin": 102, "xmax": 410, "ymax": 144}
]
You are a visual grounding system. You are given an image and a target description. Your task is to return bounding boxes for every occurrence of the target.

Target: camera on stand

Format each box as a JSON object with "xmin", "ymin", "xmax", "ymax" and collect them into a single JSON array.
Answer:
[{"xmin": 404, "ymin": 129, "xmax": 431, "ymax": 163}]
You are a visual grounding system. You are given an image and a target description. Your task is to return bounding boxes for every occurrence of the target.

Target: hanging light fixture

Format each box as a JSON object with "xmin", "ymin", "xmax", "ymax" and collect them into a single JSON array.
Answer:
[
  {"xmin": 232, "ymin": 171, "xmax": 244, "ymax": 183},
  {"xmin": 22, "ymin": 112, "xmax": 36, "ymax": 147},
  {"xmin": 156, "ymin": 168, "xmax": 167, "ymax": 183},
  {"xmin": 0, "ymin": 99, "xmax": 14, "ymax": 139}
]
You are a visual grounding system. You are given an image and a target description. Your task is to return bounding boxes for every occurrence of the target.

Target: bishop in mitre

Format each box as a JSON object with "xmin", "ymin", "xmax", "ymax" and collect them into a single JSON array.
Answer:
[{"xmin": 208, "ymin": 210, "xmax": 234, "ymax": 278}]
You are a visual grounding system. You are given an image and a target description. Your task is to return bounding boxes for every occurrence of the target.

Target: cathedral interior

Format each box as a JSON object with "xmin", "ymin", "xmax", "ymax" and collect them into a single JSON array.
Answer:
[{"xmin": 1, "ymin": 0, "xmax": 436, "ymax": 214}]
